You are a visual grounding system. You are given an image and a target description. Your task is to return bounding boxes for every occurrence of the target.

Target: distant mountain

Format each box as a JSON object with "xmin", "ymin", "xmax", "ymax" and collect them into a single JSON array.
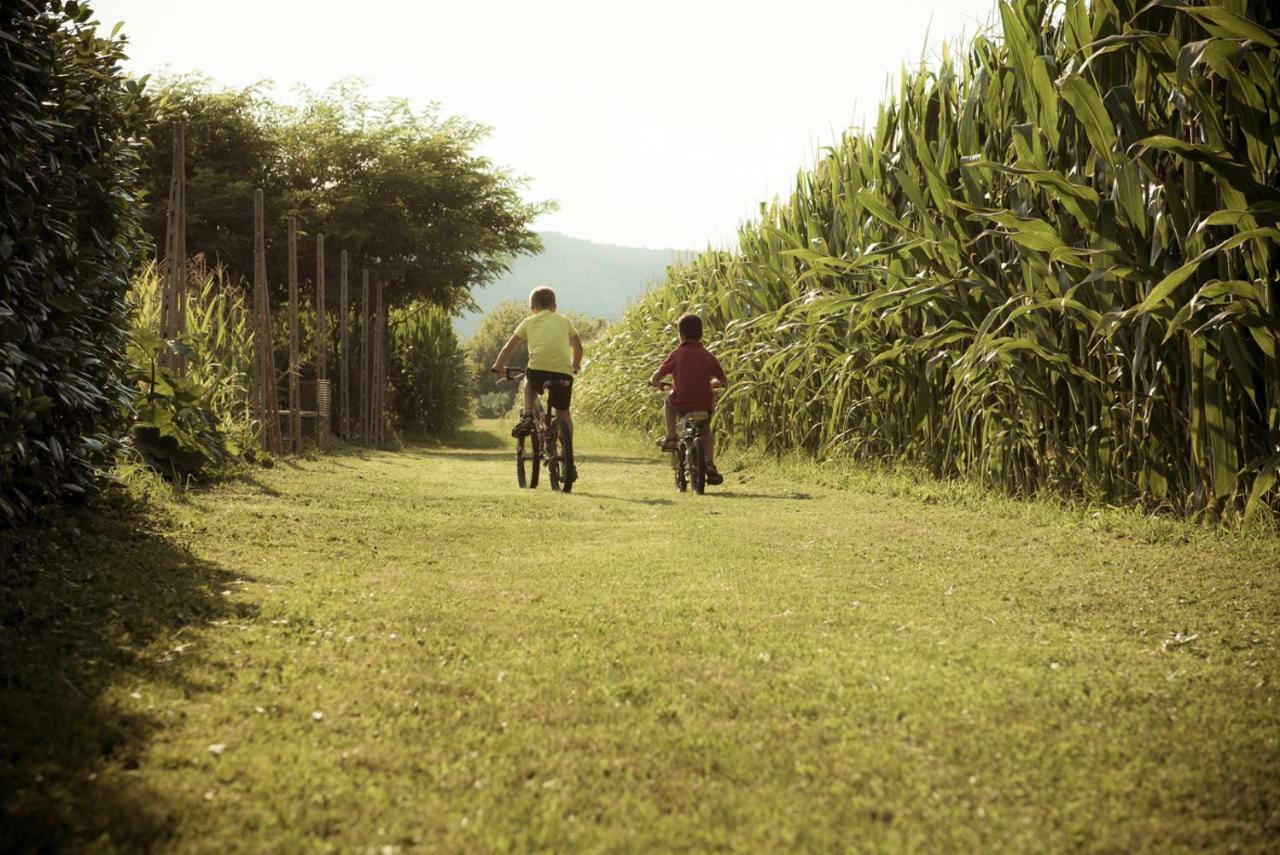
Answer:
[{"xmin": 455, "ymin": 232, "xmax": 688, "ymax": 338}]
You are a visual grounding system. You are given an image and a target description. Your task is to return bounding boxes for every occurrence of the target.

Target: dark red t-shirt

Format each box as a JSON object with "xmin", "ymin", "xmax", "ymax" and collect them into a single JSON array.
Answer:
[{"xmin": 658, "ymin": 340, "xmax": 726, "ymax": 413}]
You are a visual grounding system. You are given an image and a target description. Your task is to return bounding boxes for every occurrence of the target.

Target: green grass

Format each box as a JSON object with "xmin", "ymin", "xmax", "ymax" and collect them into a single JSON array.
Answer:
[{"xmin": 3, "ymin": 420, "xmax": 1279, "ymax": 851}]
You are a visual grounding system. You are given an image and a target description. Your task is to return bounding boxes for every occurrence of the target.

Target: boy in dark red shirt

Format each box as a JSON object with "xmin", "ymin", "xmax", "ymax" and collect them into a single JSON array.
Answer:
[{"xmin": 648, "ymin": 313, "xmax": 727, "ymax": 485}]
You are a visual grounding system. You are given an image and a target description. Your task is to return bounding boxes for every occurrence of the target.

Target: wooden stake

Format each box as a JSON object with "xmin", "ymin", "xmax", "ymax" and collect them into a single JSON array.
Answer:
[
  {"xmin": 315, "ymin": 233, "xmax": 327, "ymax": 445},
  {"xmin": 160, "ymin": 121, "xmax": 187, "ymax": 372},
  {"xmin": 360, "ymin": 269, "xmax": 370, "ymax": 445},
  {"xmin": 288, "ymin": 217, "xmax": 302, "ymax": 452},
  {"xmin": 253, "ymin": 189, "xmax": 282, "ymax": 455},
  {"xmin": 375, "ymin": 280, "xmax": 385, "ymax": 445},
  {"xmin": 339, "ymin": 250, "xmax": 350, "ymax": 442}
]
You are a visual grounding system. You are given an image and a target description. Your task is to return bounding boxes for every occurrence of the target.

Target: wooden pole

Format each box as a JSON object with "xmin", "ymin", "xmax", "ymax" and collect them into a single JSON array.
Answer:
[
  {"xmin": 174, "ymin": 121, "xmax": 187, "ymax": 358},
  {"xmin": 288, "ymin": 217, "xmax": 302, "ymax": 452},
  {"xmin": 360, "ymin": 269, "xmax": 370, "ymax": 445},
  {"xmin": 339, "ymin": 250, "xmax": 350, "ymax": 442},
  {"xmin": 315, "ymin": 233, "xmax": 327, "ymax": 445},
  {"xmin": 253, "ymin": 189, "xmax": 282, "ymax": 455},
  {"xmin": 375, "ymin": 280, "xmax": 385, "ymax": 445},
  {"xmin": 160, "ymin": 121, "xmax": 187, "ymax": 371}
]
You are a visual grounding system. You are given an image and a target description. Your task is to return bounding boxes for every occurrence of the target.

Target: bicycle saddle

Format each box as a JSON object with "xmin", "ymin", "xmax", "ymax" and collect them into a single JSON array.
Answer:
[{"xmin": 683, "ymin": 411, "xmax": 711, "ymax": 422}]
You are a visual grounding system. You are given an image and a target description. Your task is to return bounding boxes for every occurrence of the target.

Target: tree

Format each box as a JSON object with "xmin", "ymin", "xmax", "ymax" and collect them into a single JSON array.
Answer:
[{"xmin": 141, "ymin": 77, "xmax": 551, "ymax": 312}]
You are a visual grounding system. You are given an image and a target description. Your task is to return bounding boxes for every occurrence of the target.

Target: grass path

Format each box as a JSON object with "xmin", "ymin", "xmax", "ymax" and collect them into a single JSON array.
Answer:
[{"xmin": 3, "ymin": 420, "xmax": 1279, "ymax": 851}]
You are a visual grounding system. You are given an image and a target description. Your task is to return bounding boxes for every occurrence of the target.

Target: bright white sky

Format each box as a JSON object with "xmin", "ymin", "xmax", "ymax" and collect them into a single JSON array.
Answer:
[{"xmin": 94, "ymin": 0, "xmax": 997, "ymax": 250}]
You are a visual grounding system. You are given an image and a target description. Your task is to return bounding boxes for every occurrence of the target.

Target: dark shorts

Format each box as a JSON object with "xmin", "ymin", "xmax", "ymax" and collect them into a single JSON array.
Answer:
[{"xmin": 527, "ymin": 369, "xmax": 573, "ymax": 411}]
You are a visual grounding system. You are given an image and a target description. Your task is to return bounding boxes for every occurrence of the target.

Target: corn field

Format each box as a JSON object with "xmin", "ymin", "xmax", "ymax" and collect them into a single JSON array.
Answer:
[{"xmin": 580, "ymin": 0, "xmax": 1280, "ymax": 521}]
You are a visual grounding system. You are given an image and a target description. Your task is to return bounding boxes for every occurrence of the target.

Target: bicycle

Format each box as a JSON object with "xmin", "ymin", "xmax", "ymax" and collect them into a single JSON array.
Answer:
[
  {"xmin": 495, "ymin": 367, "xmax": 576, "ymax": 493},
  {"xmin": 657, "ymin": 382, "xmax": 713, "ymax": 494}
]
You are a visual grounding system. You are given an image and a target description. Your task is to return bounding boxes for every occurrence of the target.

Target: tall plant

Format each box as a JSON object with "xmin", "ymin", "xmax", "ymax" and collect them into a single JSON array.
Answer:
[
  {"xmin": 581, "ymin": 0, "xmax": 1280, "ymax": 522},
  {"xmin": 390, "ymin": 303, "xmax": 472, "ymax": 438},
  {"xmin": 125, "ymin": 261, "xmax": 255, "ymax": 476}
]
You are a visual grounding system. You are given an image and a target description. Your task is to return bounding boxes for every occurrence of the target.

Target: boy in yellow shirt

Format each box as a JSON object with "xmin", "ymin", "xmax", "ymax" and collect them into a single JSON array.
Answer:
[{"xmin": 491, "ymin": 286, "xmax": 583, "ymax": 438}]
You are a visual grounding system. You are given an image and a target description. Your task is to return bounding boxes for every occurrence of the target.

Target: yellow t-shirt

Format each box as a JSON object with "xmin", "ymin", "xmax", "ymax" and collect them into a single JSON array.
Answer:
[{"xmin": 515, "ymin": 311, "xmax": 577, "ymax": 375}]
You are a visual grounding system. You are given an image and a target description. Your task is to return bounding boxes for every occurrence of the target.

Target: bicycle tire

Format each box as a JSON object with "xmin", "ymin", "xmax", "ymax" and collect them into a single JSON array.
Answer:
[
  {"xmin": 691, "ymin": 440, "xmax": 706, "ymax": 495},
  {"xmin": 558, "ymin": 415, "xmax": 575, "ymax": 494},
  {"xmin": 516, "ymin": 433, "xmax": 530, "ymax": 488},
  {"xmin": 547, "ymin": 420, "xmax": 561, "ymax": 492},
  {"xmin": 530, "ymin": 431, "xmax": 541, "ymax": 489},
  {"xmin": 674, "ymin": 444, "xmax": 688, "ymax": 492}
]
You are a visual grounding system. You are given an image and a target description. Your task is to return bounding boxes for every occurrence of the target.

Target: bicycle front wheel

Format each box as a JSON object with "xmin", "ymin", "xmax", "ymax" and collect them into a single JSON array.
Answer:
[
  {"xmin": 674, "ymin": 444, "xmax": 688, "ymax": 492},
  {"xmin": 558, "ymin": 415, "xmax": 575, "ymax": 494},
  {"xmin": 516, "ymin": 433, "xmax": 530, "ymax": 488},
  {"xmin": 546, "ymin": 421, "xmax": 561, "ymax": 491}
]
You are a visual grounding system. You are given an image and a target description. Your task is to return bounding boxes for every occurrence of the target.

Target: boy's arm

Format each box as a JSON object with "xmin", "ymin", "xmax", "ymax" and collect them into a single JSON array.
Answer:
[
  {"xmin": 490, "ymin": 334, "xmax": 524, "ymax": 374},
  {"xmin": 570, "ymin": 334, "xmax": 583, "ymax": 373},
  {"xmin": 649, "ymin": 352, "xmax": 676, "ymax": 388},
  {"xmin": 709, "ymin": 353, "xmax": 727, "ymax": 388}
]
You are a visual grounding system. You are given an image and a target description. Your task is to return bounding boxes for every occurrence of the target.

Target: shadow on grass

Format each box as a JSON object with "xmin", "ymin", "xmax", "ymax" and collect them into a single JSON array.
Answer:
[
  {"xmin": 713, "ymin": 490, "xmax": 815, "ymax": 501},
  {"xmin": 571, "ymin": 491, "xmax": 676, "ymax": 506},
  {"xmin": 0, "ymin": 502, "xmax": 250, "ymax": 851},
  {"xmin": 577, "ymin": 455, "xmax": 664, "ymax": 467}
]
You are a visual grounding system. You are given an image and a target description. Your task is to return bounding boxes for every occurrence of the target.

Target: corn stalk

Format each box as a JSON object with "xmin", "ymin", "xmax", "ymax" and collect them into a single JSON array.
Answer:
[{"xmin": 581, "ymin": 0, "xmax": 1280, "ymax": 522}]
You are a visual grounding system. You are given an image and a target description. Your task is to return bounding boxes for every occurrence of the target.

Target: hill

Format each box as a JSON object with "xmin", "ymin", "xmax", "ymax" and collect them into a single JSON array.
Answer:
[{"xmin": 456, "ymin": 232, "xmax": 688, "ymax": 338}]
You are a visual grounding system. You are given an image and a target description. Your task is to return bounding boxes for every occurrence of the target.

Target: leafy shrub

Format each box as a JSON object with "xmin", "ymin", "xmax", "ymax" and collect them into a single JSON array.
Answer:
[
  {"xmin": 0, "ymin": 1, "xmax": 146, "ymax": 524},
  {"xmin": 127, "ymin": 330, "xmax": 240, "ymax": 477},
  {"xmin": 124, "ymin": 261, "xmax": 255, "ymax": 478},
  {"xmin": 390, "ymin": 304, "xmax": 471, "ymax": 437}
]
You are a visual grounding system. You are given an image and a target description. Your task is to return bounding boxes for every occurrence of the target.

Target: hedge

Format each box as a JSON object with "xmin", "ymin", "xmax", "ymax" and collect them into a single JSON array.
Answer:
[{"xmin": 0, "ymin": 1, "xmax": 146, "ymax": 524}]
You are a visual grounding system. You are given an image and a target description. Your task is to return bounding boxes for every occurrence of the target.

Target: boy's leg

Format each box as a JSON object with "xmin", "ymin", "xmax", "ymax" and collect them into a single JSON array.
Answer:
[
  {"xmin": 701, "ymin": 426, "xmax": 715, "ymax": 465},
  {"xmin": 511, "ymin": 380, "xmax": 536, "ymax": 436},
  {"xmin": 664, "ymin": 396, "xmax": 677, "ymax": 440}
]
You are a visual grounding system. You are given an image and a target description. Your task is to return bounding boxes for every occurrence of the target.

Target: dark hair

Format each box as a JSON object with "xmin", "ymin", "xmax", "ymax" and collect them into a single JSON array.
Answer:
[
  {"xmin": 677, "ymin": 313, "xmax": 703, "ymax": 340},
  {"xmin": 529, "ymin": 286, "xmax": 556, "ymax": 310}
]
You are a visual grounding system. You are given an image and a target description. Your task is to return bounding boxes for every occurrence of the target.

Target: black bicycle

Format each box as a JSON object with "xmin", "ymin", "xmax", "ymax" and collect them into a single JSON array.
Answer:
[
  {"xmin": 496, "ymin": 367, "xmax": 575, "ymax": 493},
  {"xmin": 658, "ymin": 382, "xmax": 712, "ymax": 494}
]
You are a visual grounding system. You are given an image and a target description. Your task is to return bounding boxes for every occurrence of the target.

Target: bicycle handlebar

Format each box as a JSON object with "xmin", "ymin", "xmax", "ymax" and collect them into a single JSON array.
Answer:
[{"xmin": 493, "ymin": 366, "xmax": 570, "ymax": 387}]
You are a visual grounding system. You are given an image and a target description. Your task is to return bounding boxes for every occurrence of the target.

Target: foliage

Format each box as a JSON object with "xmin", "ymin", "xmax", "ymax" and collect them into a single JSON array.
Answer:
[
  {"xmin": 125, "ymin": 261, "xmax": 255, "ymax": 478},
  {"xmin": 141, "ymin": 77, "xmax": 552, "ymax": 312},
  {"xmin": 390, "ymin": 303, "xmax": 472, "ymax": 437},
  {"xmin": 581, "ymin": 0, "xmax": 1280, "ymax": 522},
  {"xmin": 126, "ymin": 331, "xmax": 240, "ymax": 477},
  {"xmin": 467, "ymin": 300, "xmax": 608, "ymax": 417},
  {"xmin": 0, "ymin": 1, "xmax": 147, "ymax": 525}
]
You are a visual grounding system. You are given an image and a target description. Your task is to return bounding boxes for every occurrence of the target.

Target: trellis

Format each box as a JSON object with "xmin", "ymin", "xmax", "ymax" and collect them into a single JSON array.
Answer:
[{"xmin": 157, "ymin": 123, "xmax": 392, "ymax": 455}]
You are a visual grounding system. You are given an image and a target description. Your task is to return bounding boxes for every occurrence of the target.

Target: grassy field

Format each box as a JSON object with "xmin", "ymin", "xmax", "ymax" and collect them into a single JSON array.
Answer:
[{"xmin": 2, "ymin": 420, "xmax": 1279, "ymax": 852}]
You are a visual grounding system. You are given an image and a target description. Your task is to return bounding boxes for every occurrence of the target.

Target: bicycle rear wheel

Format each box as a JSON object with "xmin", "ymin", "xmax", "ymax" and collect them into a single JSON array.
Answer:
[
  {"xmin": 690, "ymin": 441, "xmax": 706, "ymax": 495},
  {"xmin": 558, "ymin": 415, "xmax": 575, "ymax": 494},
  {"xmin": 530, "ymin": 432, "xmax": 541, "ymax": 488}
]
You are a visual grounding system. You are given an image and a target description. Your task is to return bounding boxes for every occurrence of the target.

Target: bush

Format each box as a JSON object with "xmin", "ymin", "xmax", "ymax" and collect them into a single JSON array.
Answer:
[
  {"xmin": 124, "ymin": 261, "xmax": 255, "ymax": 478},
  {"xmin": 0, "ymin": 2, "xmax": 147, "ymax": 524},
  {"xmin": 390, "ymin": 304, "xmax": 471, "ymax": 437}
]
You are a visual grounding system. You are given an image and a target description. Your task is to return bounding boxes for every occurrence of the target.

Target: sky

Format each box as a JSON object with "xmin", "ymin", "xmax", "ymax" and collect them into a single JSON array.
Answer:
[{"xmin": 93, "ymin": 0, "xmax": 998, "ymax": 251}]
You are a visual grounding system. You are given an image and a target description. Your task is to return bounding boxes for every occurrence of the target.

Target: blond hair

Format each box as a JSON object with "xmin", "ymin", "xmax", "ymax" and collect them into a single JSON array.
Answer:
[{"xmin": 529, "ymin": 286, "xmax": 557, "ymax": 311}]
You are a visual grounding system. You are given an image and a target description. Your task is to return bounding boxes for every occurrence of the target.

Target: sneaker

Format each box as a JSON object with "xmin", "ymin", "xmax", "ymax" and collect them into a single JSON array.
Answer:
[
  {"xmin": 511, "ymin": 413, "xmax": 534, "ymax": 437},
  {"xmin": 705, "ymin": 466, "xmax": 724, "ymax": 486},
  {"xmin": 656, "ymin": 436, "xmax": 677, "ymax": 452}
]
